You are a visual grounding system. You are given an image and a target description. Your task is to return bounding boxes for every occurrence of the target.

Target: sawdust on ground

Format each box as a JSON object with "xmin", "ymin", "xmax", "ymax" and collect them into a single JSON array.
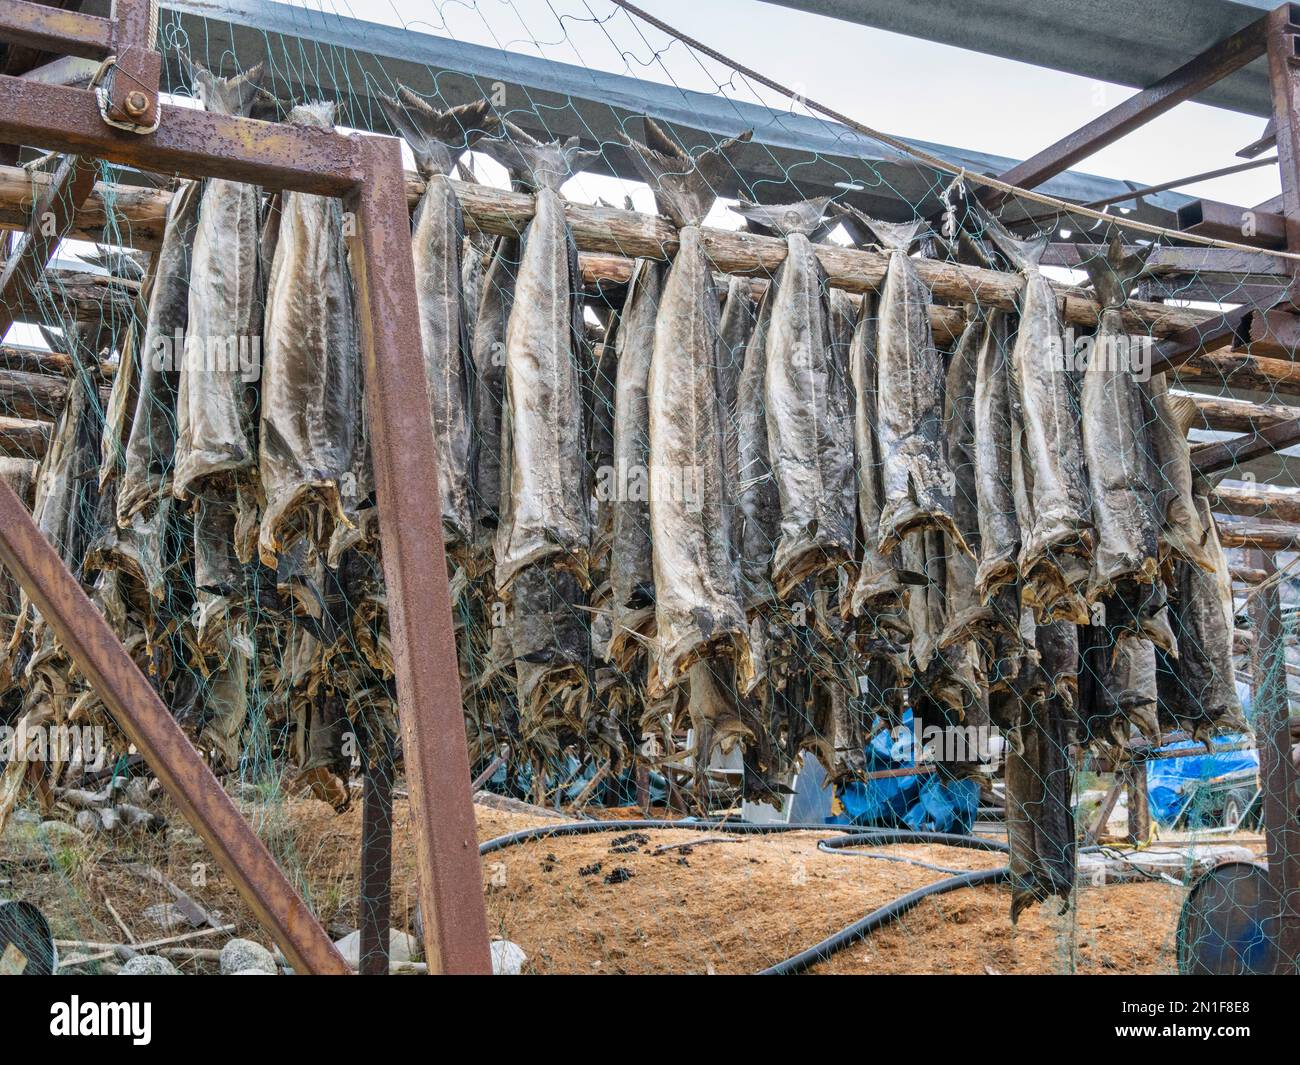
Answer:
[{"xmin": 1, "ymin": 790, "xmax": 1238, "ymax": 974}]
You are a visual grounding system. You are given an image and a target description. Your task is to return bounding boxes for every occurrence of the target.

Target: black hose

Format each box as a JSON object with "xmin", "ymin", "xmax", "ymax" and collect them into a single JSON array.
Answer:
[
  {"xmin": 478, "ymin": 818, "xmax": 899, "ymax": 855},
  {"xmin": 476, "ymin": 818, "xmax": 1098, "ymax": 976},
  {"xmin": 757, "ymin": 867, "xmax": 1013, "ymax": 975}
]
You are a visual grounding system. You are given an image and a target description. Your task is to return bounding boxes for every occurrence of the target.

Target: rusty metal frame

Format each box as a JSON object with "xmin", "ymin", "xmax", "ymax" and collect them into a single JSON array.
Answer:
[{"xmin": 0, "ymin": 3, "xmax": 490, "ymax": 974}]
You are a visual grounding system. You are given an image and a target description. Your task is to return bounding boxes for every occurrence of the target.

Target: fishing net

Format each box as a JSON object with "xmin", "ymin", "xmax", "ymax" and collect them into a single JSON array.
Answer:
[{"xmin": 0, "ymin": 0, "xmax": 1294, "ymax": 975}]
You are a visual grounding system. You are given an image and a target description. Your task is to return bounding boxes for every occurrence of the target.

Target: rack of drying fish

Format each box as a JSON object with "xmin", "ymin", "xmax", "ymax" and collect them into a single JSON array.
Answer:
[{"xmin": 0, "ymin": 64, "xmax": 1256, "ymax": 922}]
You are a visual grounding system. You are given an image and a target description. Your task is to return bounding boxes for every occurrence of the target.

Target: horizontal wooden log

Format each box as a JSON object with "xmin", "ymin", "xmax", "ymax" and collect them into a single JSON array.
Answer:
[
  {"xmin": 0, "ymin": 415, "xmax": 48, "ymax": 458},
  {"xmin": 0, "ymin": 343, "xmax": 75, "ymax": 376},
  {"xmin": 1216, "ymin": 515, "xmax": 1300, "ymax": 551},
  {"xmin": 0, "ymin": 366, "xmax": 70, "ymax": 420},
  {"xmin": 1192, "ymin": 416, "xmax": 1300, "ymax": 475},
  {"xmin": 1175, "ymin": 350, "xmax": 1300, "ymax": 395},
  {"xmin": 0, "ymin": 163, "xmax": 1222, "ymax": 341},
  {"xmin": 1180, "ymin": 391, "xmax": 1298, "ymax": 432},
  {"xmin": 1214, "ymin": 480, "xmax": 1300, "ymax": 524}
]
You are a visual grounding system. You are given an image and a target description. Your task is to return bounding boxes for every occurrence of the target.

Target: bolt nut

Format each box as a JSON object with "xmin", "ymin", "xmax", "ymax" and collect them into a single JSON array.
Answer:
[{"xmin": 124, "ymin": 91, "xmax": 149, "ymax": 118}]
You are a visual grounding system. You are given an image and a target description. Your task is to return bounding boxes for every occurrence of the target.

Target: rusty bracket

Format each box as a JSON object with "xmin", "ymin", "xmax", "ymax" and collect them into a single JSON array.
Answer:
[{"xmin": 98, "ymin": 0, "xmax": 162, "ymax": 133}]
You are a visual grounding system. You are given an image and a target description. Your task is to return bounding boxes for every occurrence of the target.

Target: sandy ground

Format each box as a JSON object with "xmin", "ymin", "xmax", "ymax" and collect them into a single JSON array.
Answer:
[{"xmin": 0, "ymin": 788, "xmax": 1263, "ymax": 975}]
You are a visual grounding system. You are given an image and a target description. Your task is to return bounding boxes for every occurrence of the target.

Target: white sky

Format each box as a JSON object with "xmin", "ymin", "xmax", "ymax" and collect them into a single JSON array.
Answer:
[{"xmin": 305, "ymin": 0, "xmax": 1281, "ymax": 208}]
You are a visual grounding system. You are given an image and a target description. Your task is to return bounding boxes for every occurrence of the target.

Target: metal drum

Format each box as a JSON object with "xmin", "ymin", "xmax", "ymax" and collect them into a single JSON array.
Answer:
[
  {"xmin": 1177, "ymin": 861, "xmax": 1279, "ymax": 975},
  {"xmin": 0, "ymin": 898, "xmax": 56, "ymax": 975}
]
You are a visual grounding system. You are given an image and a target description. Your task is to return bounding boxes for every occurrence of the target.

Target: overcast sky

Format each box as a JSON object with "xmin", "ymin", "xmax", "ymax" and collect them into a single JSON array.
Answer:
[{"xmin": 304, "ymin": 0, "xmax": 1281, "ymax": 208}]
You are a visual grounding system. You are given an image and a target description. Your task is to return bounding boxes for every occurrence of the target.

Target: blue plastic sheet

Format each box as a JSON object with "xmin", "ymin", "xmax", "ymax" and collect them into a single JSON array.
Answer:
[
  {"xmin": 833, "ymin": 710, "xmax": 980, "ymax": 833},
  {"xmin": 1146, "ymin": 733, "xmax": 1258, "ymax": 826}
]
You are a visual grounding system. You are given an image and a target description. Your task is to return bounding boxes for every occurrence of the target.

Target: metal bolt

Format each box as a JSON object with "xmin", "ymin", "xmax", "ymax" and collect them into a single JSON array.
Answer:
[{"xmin": 124, "ymin": 91, "xmax": 149, "ymax": 118}]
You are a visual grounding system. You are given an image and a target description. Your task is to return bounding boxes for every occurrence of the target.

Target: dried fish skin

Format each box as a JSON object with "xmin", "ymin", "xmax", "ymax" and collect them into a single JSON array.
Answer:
[
  {"xmin": 842, "ymin": 210, "xmax": 965, "ymax": 557},
  {"xmin": 119, "ymin": 181, "xmax": 200, "ymax": 523},
  {"xmin": 1156, "ymin": 495, "xmax": 1244, "ymax": 741},
  {"xmin": 941, "ymin": 307, "xmax": 991, "ymax": 646},
  {"xmin": 988, "ymin": 228, "xmax": 1093, "ymax": 611},
  {"xmin": 648, "ymin": 225, "xmax": 749, "ymax": 687},
  {"xmin": 1081, "ymin": 240, "xmax": 1160, "ymax": 599},
  {"xmin": 1080, "ymin": 627, "xmax": 1160, "ymax": 746},
  {"xmin": 376, "ymin": 94, "xmax": 495, "ymax": 555},
  {"xmin": 482, "ymin": 131, "xmax": 593, "ymax": 591},
  {"xmin": 609, "ymin": 257, "xmax": 663, "ymax": 618},
  {"xmin": 1146, "ymin": 375, "xmax": 1215, "ymax": 571},
  {"xmin": 717, "ymin": 274, "xmax": 756, "ymax": 496},
  {"xmin": 470, "ymin": 236, "xmax": 520, "ymax": 548},
  {"xmin": 972, "ymin": 308, "xmax": 1021, "ymax": 602},
  {"xmin": 847, "ymin": 290, "xmax": 906, "ymax": 622},
  {"xmin": 174, "ymin": 68, "xmax": 267, "ymax": 499},
  {"xmin": 735, "ymin": 289, "xmax": 780, "ymax": 608},
  {"xmin": 258, "ymin": 103, "xmax": 362, "ymax": 567},
  {"xmin": 735, "ymin": 200, "xmax": 854, "ymax": 596}
]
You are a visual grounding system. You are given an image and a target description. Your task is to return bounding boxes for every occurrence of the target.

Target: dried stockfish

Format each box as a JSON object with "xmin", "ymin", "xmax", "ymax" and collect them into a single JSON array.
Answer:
[
  {"xmin": 731, "ymin": 198, "xmax": 855, "ymax": 595},
  {"xmin": 986, "ymin": 223, "xmax": 1093, "ymax": 620},
  {"xmin": 840, "ymin": 207, "xmax": 965, "ymax": 557},
  {"xmin": 1080, "ymin": 236, "xmax": 1159, "ymax": 600},
  {"xmin": 174, "ymin": 65, "xmax": 266, "ymax": 500},
  {"xmin": 258, "ymin": 103, "xmax": 362, "ymax": 567},
  {"xmin": 376, "ymin": 90, "xmax": 496, "ymax": 556},
  {"xmin": 481, "ymin": 124, "xmax": 596, "ymax": 591},
  {"xmin": 617, "ymin": 119, "xmax": 752, "ymax": 689}
]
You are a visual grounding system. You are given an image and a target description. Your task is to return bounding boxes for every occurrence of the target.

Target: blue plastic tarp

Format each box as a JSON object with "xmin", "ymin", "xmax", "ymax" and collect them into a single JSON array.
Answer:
[
  {"xmin": 833, "ymin": 710, "xmax": 980, "ymax": 833},
  {"xmin": 1146, "ymin": 733, "xmax": 1258, "ymax": 826}
]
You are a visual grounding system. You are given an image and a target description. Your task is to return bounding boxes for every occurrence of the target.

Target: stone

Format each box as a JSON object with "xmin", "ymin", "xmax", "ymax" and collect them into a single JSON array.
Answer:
[
  {"xmin": 219, "ymin": 938, "xmax": 277, "ymax": 975},
  {"xmin": 120, "ymin": 955, "xmax": 179, "ymax": 975}
]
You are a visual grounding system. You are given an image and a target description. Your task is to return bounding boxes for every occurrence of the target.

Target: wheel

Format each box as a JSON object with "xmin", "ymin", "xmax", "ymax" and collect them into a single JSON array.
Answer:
[{"xmin": 1222, "ymin": 790, "xmax": 1251, "ymax": 830}]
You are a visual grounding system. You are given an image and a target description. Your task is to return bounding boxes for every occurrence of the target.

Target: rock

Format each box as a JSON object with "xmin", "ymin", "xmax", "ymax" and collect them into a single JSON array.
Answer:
[
  {"xmin": 332, "ymin": 929, "xmax": 419, "ymax": 969},
  {"xmin": 39, "ymin": 819, "xmax": 87, "ymax": 844},
  {"xmin": 141, "ymin": 902, "xmax": 191, "ymax": 932},
  {"xmin": 219, "ymin": 938, "xmax": 277, "ymax": 975},
  {"xmin": 230, "ymin": 968, "xmax": 272, "ymax": 975},
  {"xmin": 120, "ymin": 955, "xmax": 179, "ymax": 975},
  {"xmin": 490, "ymin": 939, "xmax": 527, "ymax": 975}
]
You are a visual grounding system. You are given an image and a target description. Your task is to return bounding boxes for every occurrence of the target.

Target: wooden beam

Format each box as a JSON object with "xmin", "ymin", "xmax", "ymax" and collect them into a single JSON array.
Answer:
[
  {"xmin": 0, "ymin": 415, "xmax": 47, "ymax": 459},
  {"xmin": 1176, "ymin": 348, "xmax": 1300, "ymax": 394},
  {"xmin": 0, "ymin": 163, "xmax": 1230, "ymax": 342},
  {"xmin": 1183, "ymin": 391, "xmax": 1298, "ymax": 433},
  {"xmin": 1148, "ymin": 305, "xmax": 1255, "ymax": 378},
  {"xmin": 0, "ymin": 154, "xmax": 97, "ymax": 337},
  {"xmin": 1216, "ymin": 515, "xmax": 1300, "ymax": 551},
  {"xmin": 989, "ymin": 16, "xmax": 1267, "ymax": 203},
  {"xmin": 1192, "ymin": 415, "xmax": 1300, "ymax": 475},
  {"xmin": 1216, "ymin": 479, "xmax": 1300, "ymax": 523}
]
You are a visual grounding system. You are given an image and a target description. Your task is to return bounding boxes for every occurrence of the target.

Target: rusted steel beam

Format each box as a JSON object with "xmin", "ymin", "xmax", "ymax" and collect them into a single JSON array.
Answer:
[
  {"xmin": 1269, "ymin": 4, "xmax": 1300, "ymax": 264},
  {"xmin": 1175, "ymin": 197, "xmax": 1287, "ymax": 249},
  {"xmin": 0, "ymin": 75, "xmax": 361, "ymax": 196},
  {"xmin": 1192, "ymin": 415, "xmax": 1300, "ymax": 475},
  {"xmin": 988, "ymin": 15, "xmax": 1267, "ymax": 205},
  {"xmin": 0, "ymin": 153, "xmax": 98, "ymax": 337},
  {"xmin": 1247, "ymin": 549, "xmax": 1300, "ymax": 975},
  {"xmin": 0, "ymin": 478, "xmax": 350, "ymax": 974},
  {"xmin": 346, "ymin": 134, "xmax": 491, "ymax": 976},
  {"xmin": 103, "ymin": 0, "xmax": 161, "ymax": 132},
  {"xmin": 1147, "ymin": 305, "xmax": 1254, "ymax": 378},
  {"xmin": 0, "ymin": 1, "xmax": 113, "ymax": 61}
]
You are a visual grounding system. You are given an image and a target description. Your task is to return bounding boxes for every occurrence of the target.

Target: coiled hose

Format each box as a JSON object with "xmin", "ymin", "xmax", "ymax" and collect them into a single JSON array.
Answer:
[{"xmin": 478, "ymin": 818, "xmax": 1033, "ymax": 973}]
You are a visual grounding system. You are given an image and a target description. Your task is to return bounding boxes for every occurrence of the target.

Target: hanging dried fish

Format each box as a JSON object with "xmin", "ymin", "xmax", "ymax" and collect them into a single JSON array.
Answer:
[
  {"xmin": 1157, "ymin": 493, "xmax": 1244, "ymax": 742},
  {"xmin": 736, "ymin": 287, "xmax": 780, "ymax": 609},
  {"xmin": 840, "ymin": 207, "xmax": 965, "ymax": 557},
  {"xmin": 608, "ymin": 257, "xmax": 663, "ymax": 650},
  {"xmin": 174, "ymin": 64, "xmax": 267, "ymax": 501},
  {"xmin": 1006, "ymin": 620, "xmax": 1077, "ymax": 922},
  {"xmin": 376, "ymin": 90, "xmax": 496, "ymax": 557},
  {"xmin": 731, "ymin": 198, "xmax": 855, "ymax": 596},
  {"xmin": 717, "ymin": 275, "xmax": 755, "ymax": 502},
  {"xmin": 258, "ymin": 102, "xmax": 362, "ymax": 567},
  {"xmin": 1081, "ymin": 236, "xmax": 1159, "ymax": 601},
  {"xmin": 846, "ymin": 289, "xmax": 908, "ymax": 623},
  {"xmin": 1146, "ymin": 376, "xmax": 1216, "ymax": 572},
  {"xmin": 119, "ymin": 181, "xmax": 201, "ymax": 522},
  {"xmin": 985, "ymin": 223, "xmax": 1093, "ymax": 620},
  {"xmin": 480, "ymin": 124, "xmax": 596, "ymax": 590},
  {"xmin": 617, "ymin": 119, "xmax": 752, "ymax": 688}
]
